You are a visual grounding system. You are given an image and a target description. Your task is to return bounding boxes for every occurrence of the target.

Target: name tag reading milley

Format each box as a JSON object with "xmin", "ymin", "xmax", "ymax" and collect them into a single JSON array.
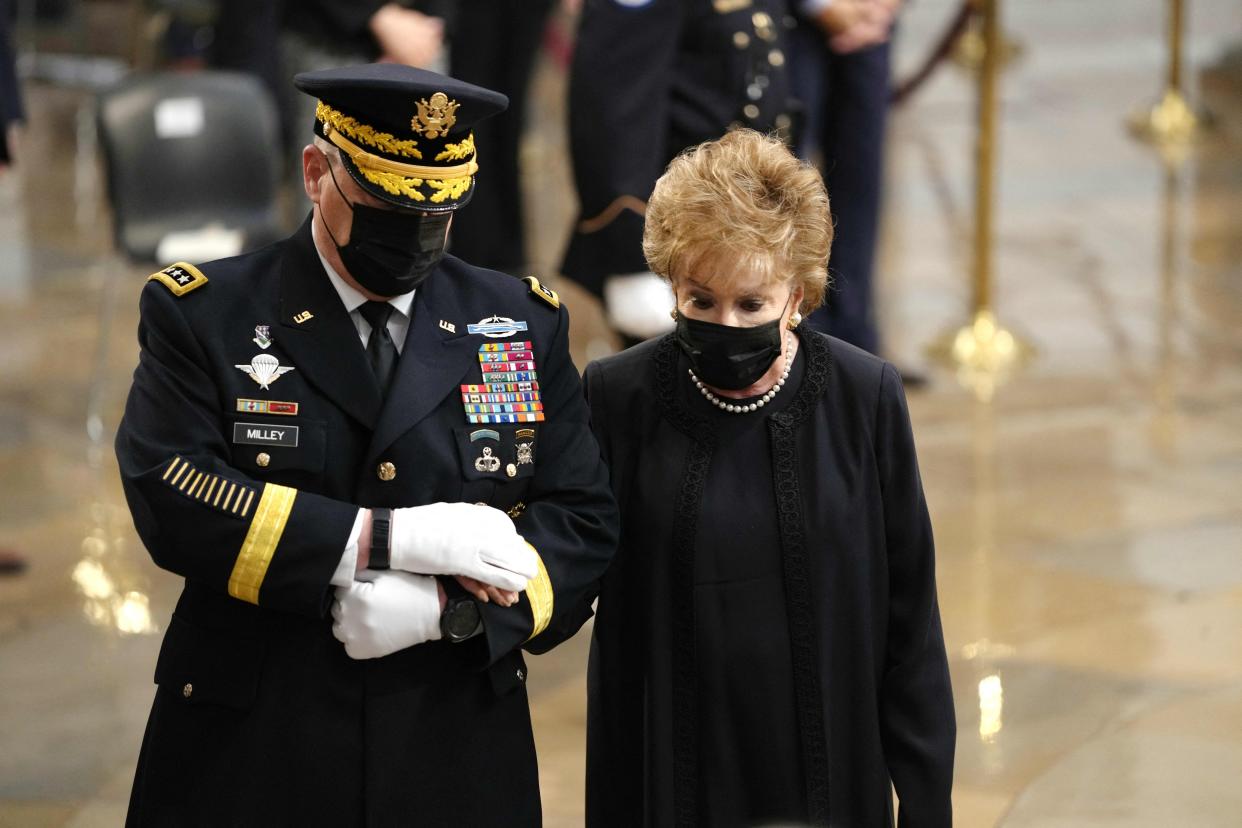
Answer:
[{"xmin": 233, "ymin": 422, "xmax": 300, "ymax": 448}]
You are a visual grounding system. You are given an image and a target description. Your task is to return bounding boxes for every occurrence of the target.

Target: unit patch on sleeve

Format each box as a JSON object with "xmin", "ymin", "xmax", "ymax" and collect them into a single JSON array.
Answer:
[{"xmin": 147, "ymin": 262, "xmax": 208, "ymax": 296}]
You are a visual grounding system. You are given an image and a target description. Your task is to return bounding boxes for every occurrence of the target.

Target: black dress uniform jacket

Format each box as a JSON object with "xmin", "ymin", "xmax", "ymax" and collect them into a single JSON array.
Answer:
[
  {"xmin": 117, "ymin": 217, "xmax": 618, "ymax": 826},
  {"xmin": 582, "ymin": 331, "xmax": 954, "ymax": 827},
  {"xmin": 561, "ymin": 0, "xmax": 796, "ymax": 294}
]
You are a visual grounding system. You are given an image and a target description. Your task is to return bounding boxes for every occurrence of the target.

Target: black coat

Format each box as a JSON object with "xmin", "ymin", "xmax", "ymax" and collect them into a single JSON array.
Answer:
[
  {"xmin": 561, "ymin": 0, "xmax": 796, "ymax": 293},
  {"xmin": 582, "ymin": 331, "xmax": 954, "ymax": 827},
  {"xmin": 117, "ymin": 218, "xmax": 618, "ymax": 826}
]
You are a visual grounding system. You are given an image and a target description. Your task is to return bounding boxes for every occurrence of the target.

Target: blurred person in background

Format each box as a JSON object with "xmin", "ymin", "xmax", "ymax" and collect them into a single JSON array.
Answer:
[
  {"xmin": 790, "ymin": 0, "xmax": 904, "ymax": 364},
  {"xmin": 0, "ymin": 0, "xmax": 27, "ymax": 576},
  {"xmin": 561, "ymin": 0, "xmax": 797, "ymax": 346},
  {"xmin": 0, "ymin": 0, "xmax": 20, "ymax": 172},
  {"xmin": 448, "ymin": 0, "xmax": 557, "ymax": 275},
  {"xmin": 581, "ymin": 129, "xmax": 954, "ymax": 827}
]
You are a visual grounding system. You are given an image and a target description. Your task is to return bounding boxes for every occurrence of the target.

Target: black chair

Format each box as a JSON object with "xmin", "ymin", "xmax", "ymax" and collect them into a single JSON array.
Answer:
[{"xmin": 97, "ymin": 70, "xmax": 282, "ymax": 262}]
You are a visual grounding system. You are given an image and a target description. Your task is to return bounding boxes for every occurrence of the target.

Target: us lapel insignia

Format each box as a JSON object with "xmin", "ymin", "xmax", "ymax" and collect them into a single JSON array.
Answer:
[
  {"xmin": 467, "ymin": 315, "xmax": 528, "ymax": 338},
  {"xmin": 439, "ymin": 319, "xmax": 456, "ymax": 334},
  {"xmin": 253, "ymin": 324, "xmax": 273, "ymax": 349},
  {"xmin": 293, "ymin": 310, "xmax": 314, "ymax": 325},
  {"xmin": 235, "ymin": 354, "xmax": 296, "ymax": 390}
]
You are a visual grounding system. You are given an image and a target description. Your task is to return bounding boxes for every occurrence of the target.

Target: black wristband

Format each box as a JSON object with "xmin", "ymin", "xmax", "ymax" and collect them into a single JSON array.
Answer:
[{"xmin": 369, "ymin": 507, "xmax": 392, "ymax": 570}]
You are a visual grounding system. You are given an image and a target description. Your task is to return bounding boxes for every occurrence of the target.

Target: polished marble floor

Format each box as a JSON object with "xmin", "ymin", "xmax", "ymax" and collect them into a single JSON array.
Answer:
[{"xmin": 2, "ymin": 2, "xmax": 1241, "ymax": 826}]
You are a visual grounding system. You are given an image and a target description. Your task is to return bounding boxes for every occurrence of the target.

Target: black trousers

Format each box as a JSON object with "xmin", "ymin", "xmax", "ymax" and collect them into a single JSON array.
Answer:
[{"xmin": 788, "ymin": 28, "xmax": 892, "ymax": 356}]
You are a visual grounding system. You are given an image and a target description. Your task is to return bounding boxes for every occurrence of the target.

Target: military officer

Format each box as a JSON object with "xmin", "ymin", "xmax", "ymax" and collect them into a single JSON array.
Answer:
[
  {"xmin": 116, "ymin": 63, "xmax": 619, "ymax": 826},
  {"xmin": 561, "ymin": 0, "xmax": 798, "ymax": 345}
]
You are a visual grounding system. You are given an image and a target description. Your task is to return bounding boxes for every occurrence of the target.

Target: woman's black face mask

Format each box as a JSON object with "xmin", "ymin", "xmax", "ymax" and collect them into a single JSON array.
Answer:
[
  {"xmin": 675, "ymin": 295, "xmax": 791, "ymax": 391},
  {"xmin": 321, "ymin": 163, "xmax": 450, "ymax": 297}
]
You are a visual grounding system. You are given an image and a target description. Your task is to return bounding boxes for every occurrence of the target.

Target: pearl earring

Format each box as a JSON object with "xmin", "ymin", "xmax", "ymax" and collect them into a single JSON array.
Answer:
[{"xmin": 787, "ymin": 311, "xmax": 803, "ymax": 330}]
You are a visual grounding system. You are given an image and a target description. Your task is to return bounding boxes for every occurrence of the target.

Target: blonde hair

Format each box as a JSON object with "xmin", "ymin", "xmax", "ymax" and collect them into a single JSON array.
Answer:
[{"xmin": 643, "ymin": 129, "xmax": 832, "ymax": 313}]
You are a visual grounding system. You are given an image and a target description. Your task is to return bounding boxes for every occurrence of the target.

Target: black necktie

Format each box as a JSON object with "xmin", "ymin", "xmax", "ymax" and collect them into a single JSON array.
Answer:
[{"xmin": 359, "ymin": 301, "xmax": 398, "ymax": 397}]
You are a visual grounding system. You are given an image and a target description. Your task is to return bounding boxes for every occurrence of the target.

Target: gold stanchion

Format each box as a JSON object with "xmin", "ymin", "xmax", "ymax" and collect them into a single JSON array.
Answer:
[
  {"xmin": 1129, "ymin": 0, "xmax": 1213, "ymax": 148},
  {"xmin": 928, "ymin": 0, "xmax": 1032, "ymax": 400},
  {"xmin": 952, "ymin": 0, "xmax": 1023, "ymax": 72}
]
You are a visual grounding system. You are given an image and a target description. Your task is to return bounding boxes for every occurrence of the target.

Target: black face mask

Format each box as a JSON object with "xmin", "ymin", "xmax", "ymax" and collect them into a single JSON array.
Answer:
[
  {"xmin": 322, "ymin": 164, "xmax": 450, "ymax": 296},
  {"xmin": 676, "ymin": 308, "xmax": 787, "ymax": 391}
]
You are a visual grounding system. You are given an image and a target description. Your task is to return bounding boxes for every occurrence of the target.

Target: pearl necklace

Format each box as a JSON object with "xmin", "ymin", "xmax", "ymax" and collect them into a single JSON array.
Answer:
[{"xmin": 689, "ymin": 333, "xmax": 794, "ymax": 414}]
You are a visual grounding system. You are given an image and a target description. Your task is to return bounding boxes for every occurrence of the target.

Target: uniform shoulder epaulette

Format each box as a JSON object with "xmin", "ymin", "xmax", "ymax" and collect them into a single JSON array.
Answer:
[
  {"xmin": 521, "ymin": 275, "xmax": 560, "ymax": 310},
  {"xmin": 147, "ymin": 262, "xmax": 208, "ymax": 297}
]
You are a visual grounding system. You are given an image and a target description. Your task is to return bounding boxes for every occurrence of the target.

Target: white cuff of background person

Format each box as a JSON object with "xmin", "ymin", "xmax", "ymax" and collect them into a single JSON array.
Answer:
[{"xmin": 603, "ymin": 272, "xmax": 677, "ymax": 340}]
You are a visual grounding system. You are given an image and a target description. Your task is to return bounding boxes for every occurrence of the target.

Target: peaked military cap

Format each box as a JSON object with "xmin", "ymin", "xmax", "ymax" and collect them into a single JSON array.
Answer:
[{"xmin": 294, "ymin": 64, "xmax": 509, "ymax": 212}]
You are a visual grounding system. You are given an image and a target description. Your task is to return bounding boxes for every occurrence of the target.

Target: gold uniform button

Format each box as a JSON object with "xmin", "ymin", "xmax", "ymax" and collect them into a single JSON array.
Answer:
[
  {"xmin": 506, "ymin": 463, "xmax": 517, "ymax": 478},
  {"xmin": 377, "ymin": 461, "xmax": 397, "ymax": 482},
  {"xmin": 256, "ymin": 452, "xmax": 271, "ymax": 468},
  {"xmin": 733, "ymin": 31, "xmax": 750, "ymax": 49},
  {"xmin": 182, "ymin": 683, "xmax": 193, "ymax": 699}
]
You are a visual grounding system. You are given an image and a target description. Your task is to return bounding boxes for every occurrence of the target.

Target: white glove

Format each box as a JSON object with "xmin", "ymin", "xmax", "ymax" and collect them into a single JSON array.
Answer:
[
  {"xmin": 389, "ymin": 502, "xmax": 537, "ymax": 593},
  {"xmin": 603, "ymin": 271, "xmax": 677, "ymax": 339},
  {"xmin": 331, "ymin": 571, "xmax": 442, "ymax": 660}
]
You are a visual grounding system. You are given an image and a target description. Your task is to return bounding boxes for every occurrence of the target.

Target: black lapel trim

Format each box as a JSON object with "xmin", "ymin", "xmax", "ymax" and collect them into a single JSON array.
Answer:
[
  {"xmin": 768, "ymin": 326, "xmax": 833, "ymax": 825},
  {"xmin": 653, "ymin": 334, "xmax": 714, "ymax": 828}
]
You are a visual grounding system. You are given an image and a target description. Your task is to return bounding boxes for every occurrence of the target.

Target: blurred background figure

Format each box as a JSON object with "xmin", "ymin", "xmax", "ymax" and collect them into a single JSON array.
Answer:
[
  {"xmin": 560, "ymin": 0, "xmax": 797, "ymax": 346},
  {"xmin": 790, "ymin": 0, "xmax": 901, "ymax": 359},
  {"xmin": 447, "ymin": 0, "xmax": 557, "ymax": 274},
  {"xmin": 0, "ymin": 0, "xmax": 20, "ymax": 171},
  {"xmin": 0, "ymin": 0, "xmax": 25, "ymax": 576}
]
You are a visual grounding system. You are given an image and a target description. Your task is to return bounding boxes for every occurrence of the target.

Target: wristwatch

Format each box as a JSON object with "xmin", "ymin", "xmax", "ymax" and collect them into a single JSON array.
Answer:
[
  {"xmin": 440, "ymin": 594, "xmax": 483, "ymax": 643},
  {"xmin": 369, "ymin": 507, "xmax": 392, "ymax": 570}
]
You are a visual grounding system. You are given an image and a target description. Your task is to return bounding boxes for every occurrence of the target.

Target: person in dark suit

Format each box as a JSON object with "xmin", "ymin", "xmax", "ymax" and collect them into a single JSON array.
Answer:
[
  {"xmin": 561, "ymin": 0, "xmax": 797, "ymax": 344},
  {"xmin": 789, "ymin": 0, "xmax": 901, "ymax": 355},
  {"xmin": 116, "ymin": 64, "xmax": 618, "ymax": 826},
  {"xmin": 581, "ymin": 129, "xmax": 954, "ymax": 826},
  {"xmin": 0, "ymin": 0, "xmax": 22, "ymax": 171},
  {"xmin": 447, "ymin": 0, "xmax": 557, "ymax": 274}
]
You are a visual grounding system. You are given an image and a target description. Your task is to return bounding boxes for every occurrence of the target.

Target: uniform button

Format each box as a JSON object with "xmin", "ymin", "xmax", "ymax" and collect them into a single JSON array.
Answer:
[
  {"xmin": 732, "ymin": 31, "xmax": 750, "ymax": 49},
  {"xmin": 182, "ymin": 683, "xmax": 193, "ymax": 699},
  {"xmin": 768, "ymin": 49, "xmax": 785, "ymax": 67},
  {"xmin": 744, "ymin": 104, "xmax": 760, "ymax": 120},
  {"xmin": 256, "ymin": 452, "xmax": 271, "ymax": 468},
  {"xmin": 377, "ymin": 461, "xmax": 397, "ymax": 482},
  {"xmin": 506, "ymin": 463, "xmax": 517, "ymax": 478}
]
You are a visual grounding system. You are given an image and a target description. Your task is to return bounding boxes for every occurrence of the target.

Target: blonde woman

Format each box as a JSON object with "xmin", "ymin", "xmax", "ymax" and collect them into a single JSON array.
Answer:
[{"xmin": 582, "ymin": 130, "xmax": 954, "ymax": 827}]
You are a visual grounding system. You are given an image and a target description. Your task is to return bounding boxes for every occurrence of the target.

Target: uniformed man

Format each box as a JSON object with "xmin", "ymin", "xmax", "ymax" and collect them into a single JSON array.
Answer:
[
  {"xmin": 561, "ymin": 0, "xmax": 797, "ymax": 345},
  {"xmin": 116, "ymin": 63, "xmax": 618, "ymax": 826}
]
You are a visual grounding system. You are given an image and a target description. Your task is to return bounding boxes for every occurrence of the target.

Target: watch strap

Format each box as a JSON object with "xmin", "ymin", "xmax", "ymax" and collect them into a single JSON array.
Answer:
[{"xmin": 369, "ymin": 507, "xmax": 392, "ymax": 570}]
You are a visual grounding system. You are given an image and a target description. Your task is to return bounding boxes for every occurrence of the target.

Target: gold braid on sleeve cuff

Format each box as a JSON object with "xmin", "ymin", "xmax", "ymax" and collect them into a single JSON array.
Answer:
[
  {"xmin": 228, "ymin": 483, "xmax": 297, "ymax": 605},
  {"xmin": 524, "ymin": 544, "xmax": 554, "ymax": 641}
]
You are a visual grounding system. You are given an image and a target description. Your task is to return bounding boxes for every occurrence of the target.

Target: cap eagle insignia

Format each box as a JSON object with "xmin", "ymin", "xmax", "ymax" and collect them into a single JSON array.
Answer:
[{"xmin": 412, "ymin": 92, "xmax": 459, "ymax": 140}]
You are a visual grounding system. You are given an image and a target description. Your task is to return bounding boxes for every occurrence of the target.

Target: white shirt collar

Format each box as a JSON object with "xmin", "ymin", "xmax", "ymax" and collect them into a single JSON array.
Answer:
[{"xmin": 311, "ymin": 217, "xmax": 416, "ymax": 319}]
